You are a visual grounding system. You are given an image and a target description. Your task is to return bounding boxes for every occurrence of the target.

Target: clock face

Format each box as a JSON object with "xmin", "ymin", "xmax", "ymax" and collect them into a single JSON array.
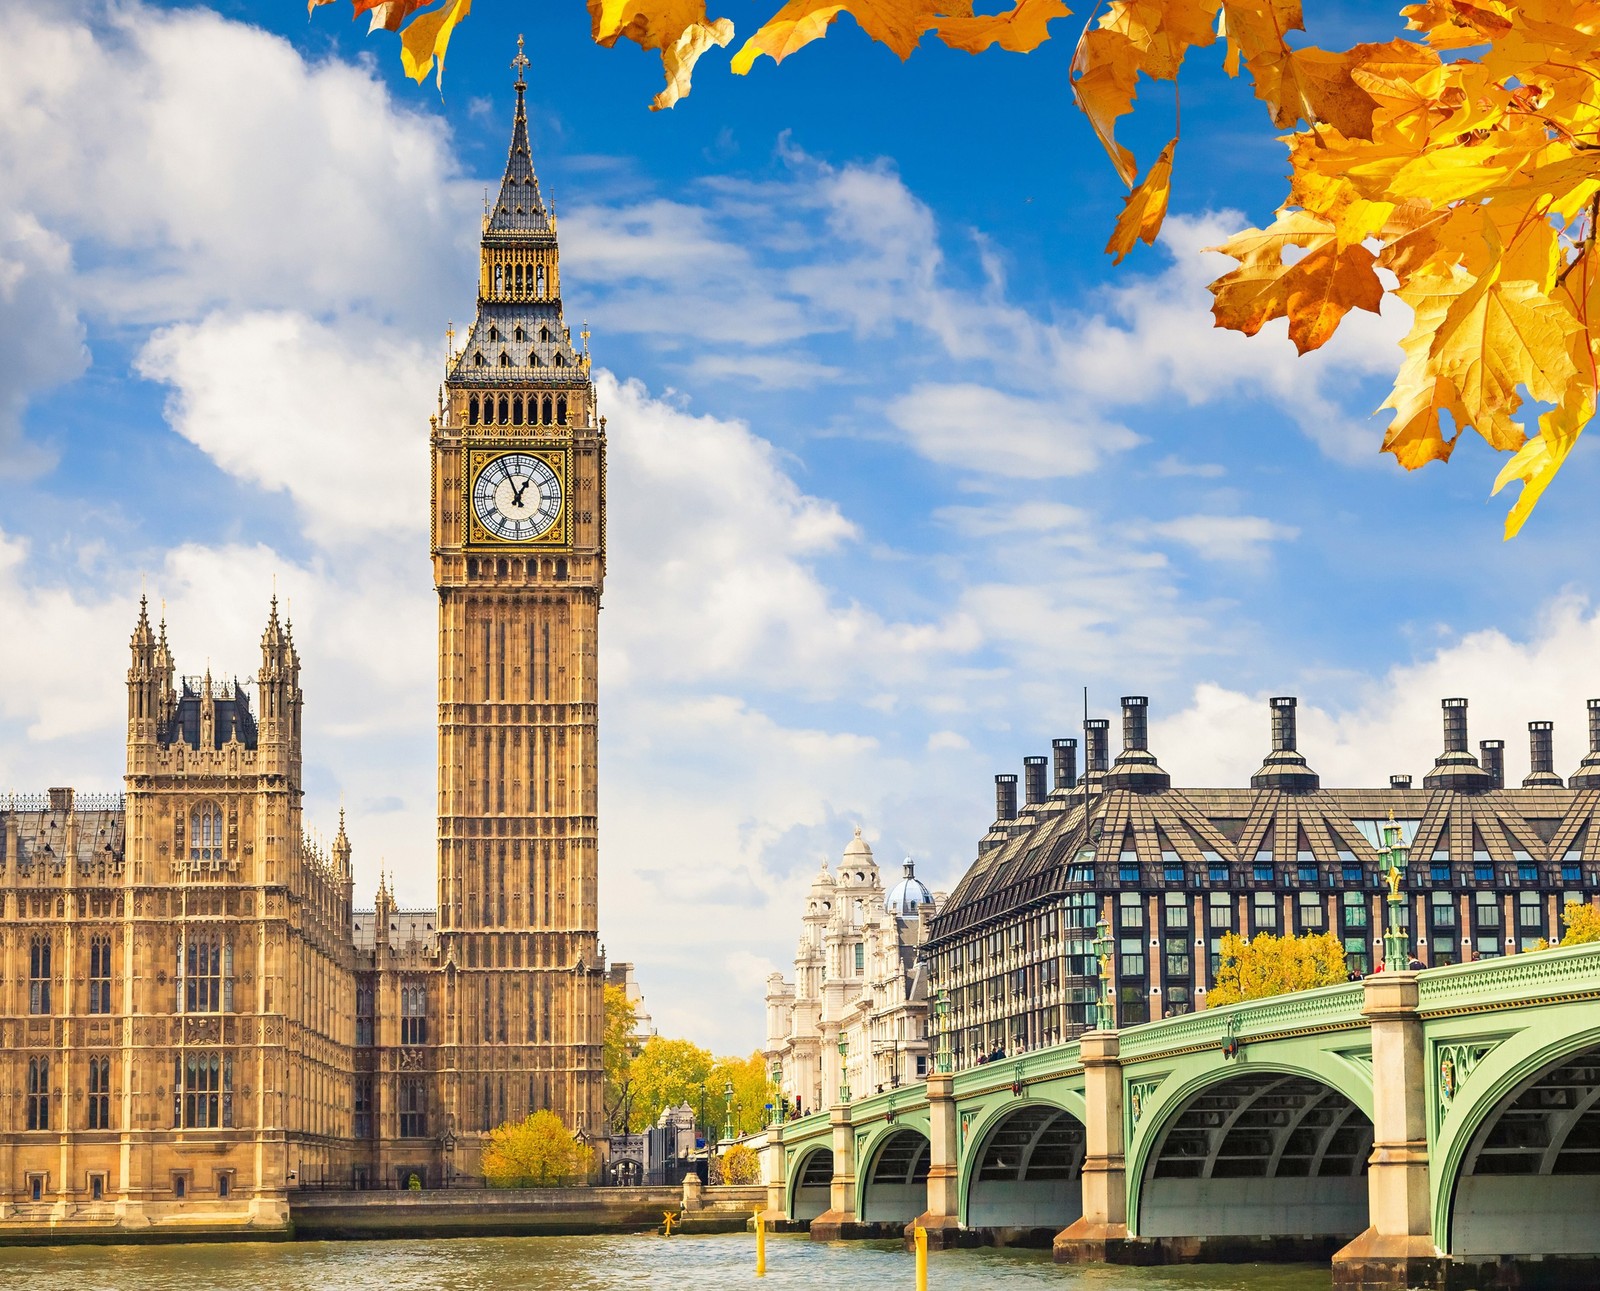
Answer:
[{"xmin": 472, "ymin": 453, "xmax": 563, "ymax": 542}]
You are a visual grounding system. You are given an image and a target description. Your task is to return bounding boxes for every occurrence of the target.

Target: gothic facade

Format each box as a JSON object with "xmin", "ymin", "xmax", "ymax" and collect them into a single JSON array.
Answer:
[{"xmin": 0, "ymin": 63, "xmax": 604, "ymax": 1235}]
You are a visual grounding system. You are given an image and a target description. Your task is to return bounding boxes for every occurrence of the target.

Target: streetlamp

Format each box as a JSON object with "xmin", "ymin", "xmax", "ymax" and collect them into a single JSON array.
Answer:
[
  {"xmin": 1093, "ymin": 914, "xmax": 1115, "ymax": 1031},
  {"xmin": 1380, "ymin": 817, "xmax": 1411, "ymax": 971},
  {"xmin": 770, "ymin": 1061, "xmax": 785, "ymax": 1125},
  {"xmin": 722, "ymin": 1078, "xmax": 735, "ymax": 1144},
  {"xmin": 838, "ymin": 1038, "xmax": 851, "ymax": 1105},
  {"xmin": 933, "ymin": 990, "xmax": 951, "ymax": 1074}
]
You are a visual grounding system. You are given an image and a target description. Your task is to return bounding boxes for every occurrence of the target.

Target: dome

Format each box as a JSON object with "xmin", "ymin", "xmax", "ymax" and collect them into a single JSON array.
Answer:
[
  {"xmin": 842, "ymin": 827, "xmax": 873, "ymax": 860},
  {"xmin": 885, "ymin": 858, "xmax": 934, "ymax": 917}
]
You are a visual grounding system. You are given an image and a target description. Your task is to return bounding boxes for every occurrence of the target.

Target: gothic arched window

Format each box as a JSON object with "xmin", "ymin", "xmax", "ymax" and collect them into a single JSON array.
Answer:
[
  {"xmin": 487, "ymin": 325, "xmax": 499, "ymax": 342},
  {"xmin": 468, "ymin": 395, "xmax": 479, "ymax": 425},
  {"xmin": 536, "ymin": 264, "xmax": 546, "ymax": 297},
  {"xmin": 181, "ymin": 931, "xmax": 232, "ymax": 1012},
  {"xmin": 556, "ymin": 395, "xmax": 567, "ymax": 426},
  {"xmin": 539, "ymin": 326, "xmax": 549, "ymax": 342},
  {"xmin": 553, "ymin": 353, "xmax": 565, "ymax": 368},
  {"xmin": 497, "ymin": 396, "xmax": 509, "ymax": 425},
  {"xmin": 542, "ymin": 395, "xmax": 553, "ymax": 425},
  {"xmin": 499, "ymin": 352, "xmax": 511, "ymax": 368},
  {"xmin": 190, "ymin": 803, "xmax": 221, "ymax": 864},
  {"xmin": 514, "ymin": 326, "xmax": 525, "ymax": 343},
  {"xmin": 494, "ymin": 265, "xmax": 503, "ymax": 293},
  {"xmin": 512, "ymin": 396, "xmax": 523, "ymax": 426},
  {"xmin": 514, "ymin": 263, "xmax": 524, "ymax": 293},
  {"xmin": 474, "ymin": 352, "xmax": 485, "ymax": 367}
]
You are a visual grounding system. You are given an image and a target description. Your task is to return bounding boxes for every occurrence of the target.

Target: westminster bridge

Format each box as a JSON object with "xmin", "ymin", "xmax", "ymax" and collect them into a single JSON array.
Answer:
[{"xmin": 762, "ymin": 942, "xmax": 1600, "ymax": 1289}]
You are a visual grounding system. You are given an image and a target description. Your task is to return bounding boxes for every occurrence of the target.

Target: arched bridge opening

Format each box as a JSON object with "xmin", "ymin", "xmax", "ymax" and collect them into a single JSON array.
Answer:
[
  {"xmin": 966, "ymin": 1104, "xmax": 1085, "ymax": 1236},
  {"xmin": 1139, "ymin": 1072, "xmax": 1371, "ymax": 1245},
  {"xmin": 790, "ymin": 1148, "xmax": 833, "ymax": 1223},
  {"xmin": 858, "ymin": 1129, "xmax": 929, "ymax": 1224},
  {"xmin": 1450, "ymin": 1043, "xmax": 1600, "ymax": 1256}
]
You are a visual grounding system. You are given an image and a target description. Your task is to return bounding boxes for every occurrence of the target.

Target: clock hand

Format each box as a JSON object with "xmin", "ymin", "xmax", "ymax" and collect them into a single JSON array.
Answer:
[{"xmin": 510, "ymin": 475, "xmax": 531, "ymax": 507}]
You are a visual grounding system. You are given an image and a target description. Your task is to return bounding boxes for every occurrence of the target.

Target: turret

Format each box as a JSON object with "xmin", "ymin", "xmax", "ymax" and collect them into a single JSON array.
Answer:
[
  {"xmin": 333, "ymin": 807, "xmax": 355, "ymax": 915},
  {"xmin": 1524, "ymin": 720, "xmax": 1564, "ymax": 788},
  {"xmin": 1102, "ymin": 696, "xmax": 1171, "ymax": 793},
  {"xmin": 127, "ymin": 597, "xmax": 160, "ymax": 752},
  {"xmin": 1570, "ymin": 700, "xmax": 1600, "ymax": 788},
  {"xmin": 257, "ymin": 596, "xmax": 302, "ymax": 780}
]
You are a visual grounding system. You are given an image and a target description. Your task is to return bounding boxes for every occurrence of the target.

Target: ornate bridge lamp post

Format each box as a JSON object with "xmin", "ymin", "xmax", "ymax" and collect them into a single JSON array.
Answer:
[
  {"xmin": 838, "ymin": 1038, "xmax": 851, "ymax": 1105},
  {"xmin": 933, "ymin": 990, "xmax": 952, "ymax": 1075},
  {"xmin": 1379, "ymin": 818, "xmax": 1412, "ymax": 971},
  {"xmin": 770, "ymin": 1060, "xmax": 785, "ymax": 1125},
  {"xmin": 721, "ymin": 1078, "xmax": 735, "ymax": 1144},
  {"xmin": 1093, "ymin": 914, "xmax": 1116, "ymax": 1031}
]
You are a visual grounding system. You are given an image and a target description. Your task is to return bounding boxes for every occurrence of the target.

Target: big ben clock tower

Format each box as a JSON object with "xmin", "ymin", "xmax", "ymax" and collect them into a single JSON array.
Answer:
[{"xmin": 432, "ymin": 41, "xmax": 604, "ymax": 1145}]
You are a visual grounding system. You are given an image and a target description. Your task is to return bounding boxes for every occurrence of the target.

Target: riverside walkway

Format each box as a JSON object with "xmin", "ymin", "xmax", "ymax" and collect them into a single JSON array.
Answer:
[{"xmin": 764, "ymin": 942, "xmax": 1600, "ymax": 1289}]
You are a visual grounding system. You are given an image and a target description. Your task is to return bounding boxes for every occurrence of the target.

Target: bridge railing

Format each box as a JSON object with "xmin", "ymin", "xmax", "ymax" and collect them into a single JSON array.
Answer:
[
  {"xmin": 1117, "ymin": 980, "xmax": 1367, "ymax": 1061},
  {"xmin": 1416, "ymin": 939, "xmax": 1600, "ymax": 1011}
]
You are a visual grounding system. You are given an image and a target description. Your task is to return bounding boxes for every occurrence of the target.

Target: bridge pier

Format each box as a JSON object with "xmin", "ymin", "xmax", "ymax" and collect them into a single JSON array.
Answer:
[
  {"xmin": 1333, "ymin": 972, "xmax": 1445, "ymax": 1291},
  {"xmin": 1053, "ymin": 1031, "xmax": 1130, "ymax": 1264},
  {"xmin": 907, "ymin": 1072, "xmax": 964, "ymax": 1250},
  {"xmin": 808, "ymin": 1105, "xmax": 862, "ymax": 1241}
]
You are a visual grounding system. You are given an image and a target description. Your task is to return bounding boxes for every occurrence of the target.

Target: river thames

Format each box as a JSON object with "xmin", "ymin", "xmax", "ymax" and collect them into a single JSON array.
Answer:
[{"xmin": 0, "ymin": 1235, "xmax": 1334, "ymax": 1290}]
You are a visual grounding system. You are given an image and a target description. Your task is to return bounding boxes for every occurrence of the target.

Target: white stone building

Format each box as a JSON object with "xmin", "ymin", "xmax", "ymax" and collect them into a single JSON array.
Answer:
[{"xmin": 764, "ymin": 830, "xmax": 943, "ymax": 1117}]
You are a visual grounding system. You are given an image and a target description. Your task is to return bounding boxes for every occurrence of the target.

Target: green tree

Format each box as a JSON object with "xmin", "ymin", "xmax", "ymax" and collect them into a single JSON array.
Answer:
[
  {"xmin": 1561, "ymin": 902, "xmax": 1600, "ymax": 946},
  {"xmin": 1207, "ymin": 931, "xmax": 1347, "ymax": 1008},
  {"xmin": 629, "ymin": 1035, "xmax": 714, "ymax": 1133},
  {"xmin": 481, "ymin": 1110, "xmax": 593, "ymax": 1187},
  {"xmin": 603, "ymin": 983, "xmax": 640, "ymax": 1132}
]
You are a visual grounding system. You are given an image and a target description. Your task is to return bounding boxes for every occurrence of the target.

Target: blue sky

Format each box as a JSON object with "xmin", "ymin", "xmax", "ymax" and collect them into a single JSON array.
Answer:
[{"xmin": 5, "ymin": 0, "xmax": 1600, "ymax": 1053}]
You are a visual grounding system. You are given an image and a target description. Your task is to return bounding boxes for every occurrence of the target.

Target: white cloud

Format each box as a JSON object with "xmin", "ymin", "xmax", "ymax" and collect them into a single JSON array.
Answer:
[
  {"xmin": 927, "ymin": 730, "xmax": 970, "ymax": 752},
  {"xmin": 887, "ymin": 383, "xmax": 1141, "ymax": 479},
  {"xmin": 1150, "ymin": 513, "xmax": 1299, "ymax": 563},
  {"xmin": 136, "ymin": 312, "xmax": 436, "ymax": 547},
  {"xmin": 0, "ymin": 213, "xmax": 86, "ymax": 472},
  {"xmin": 1153, "ymin": 595, "xmax": 1600, "ymax": 792}
]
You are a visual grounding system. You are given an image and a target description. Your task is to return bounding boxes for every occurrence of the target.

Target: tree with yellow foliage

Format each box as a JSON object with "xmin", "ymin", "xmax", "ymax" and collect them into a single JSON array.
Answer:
[
  {"xmin": 310, "ymin": 0, "xmax": 1600, "ymax": 538},
  {"xmin": 717, "ymin": 1141, "xmax": 762, "ymax": 1185},
  {"xmin": 1207, "ymin": 930, "xmax": 1348, "ymax": 1008},
  {"xmin": 481, "ymin": 1110, "xmax": 594, "ymax": 1187},
  {"xmin": 1560, "ymin": 900, "xmax": 1600, "ymax": 946}
]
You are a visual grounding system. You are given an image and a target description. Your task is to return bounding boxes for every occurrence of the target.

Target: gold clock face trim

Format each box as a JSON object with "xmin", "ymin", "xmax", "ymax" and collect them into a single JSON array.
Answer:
[{"xmin": 464, "ymin": 446, "xmax": 570, "ymax": 547}]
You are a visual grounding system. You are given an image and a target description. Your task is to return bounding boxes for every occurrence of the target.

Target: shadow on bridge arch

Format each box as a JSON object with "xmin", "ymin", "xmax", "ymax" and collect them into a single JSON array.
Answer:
[
  {"xmin": 856, "ymin": 1127, "xmax": 930, "ymax": 1224},
  {"xmin": 1437, "ymin": 1022, "xmax": 1600, "ymax": 1258},
  {"xmin": 1132, "ymin": 1065, "xmax": 1373, "ymax": 1248},
  {"xmin": 960, "ymin": 1101, "xmax": 1086, "ymax": 1238},
  {"xmin": 788, "ymin": 1146, "xmax": 833, "ymax": 1223}
]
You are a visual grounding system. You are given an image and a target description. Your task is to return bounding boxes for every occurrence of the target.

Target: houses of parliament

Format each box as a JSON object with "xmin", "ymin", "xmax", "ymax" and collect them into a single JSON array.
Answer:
[{"xmin": 0, "ymin": 60, "xmax": 605, "ymax": 1234}]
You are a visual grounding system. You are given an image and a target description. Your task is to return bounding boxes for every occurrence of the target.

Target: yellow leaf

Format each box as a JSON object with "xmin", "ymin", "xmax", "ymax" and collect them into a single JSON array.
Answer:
[
  {"xmin": 398, "ymin": 0, "xmax": 470, "ymax": 88},
  {"xmin": 1492, "ymin": 390, "xmax": 1592, "ymax": 537},
  {"xmin": 1098, "ymin": 0, "xmax": 1219, "ymax": 79},
  {"xmin": 1432, "ymin": 268, "xmax": 1580, "ymax": 433},
  {"xmin": 590, "ymin": 0, "xmax": 736, "ymax": 107},
  {"xmin": 1381, "ymin": 269, "xmax": 1480, "ymax": 468},
  {"xmin": 1071, "ymin": 27, "xmax": 1141, "ymax": 185},
  {"xmin": 1208, "ymin": 210, "xmax": 1384, "ymax": 353},
  {"xmin": 935, "ymin": 0, "xmax": 1071, "ymax": 56},
  {"xmin": 1105, "ymin": 138, "xmax": 1174, "ymax": 263},
  {"xmin": 733, "ymin": 0, "xmax": 950, "ymax": 73}
]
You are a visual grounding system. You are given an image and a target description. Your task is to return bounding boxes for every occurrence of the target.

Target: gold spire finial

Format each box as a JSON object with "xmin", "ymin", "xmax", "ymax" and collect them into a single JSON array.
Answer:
[{"xmin": 512, "ymin": 34, "xmax": 529, "ymax": 86}]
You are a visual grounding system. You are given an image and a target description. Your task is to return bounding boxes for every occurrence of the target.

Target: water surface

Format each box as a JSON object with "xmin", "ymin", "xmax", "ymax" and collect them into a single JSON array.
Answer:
[{"xmin": 0, "ymin": 1234, "xmax": 1334, "ymax": 1291}]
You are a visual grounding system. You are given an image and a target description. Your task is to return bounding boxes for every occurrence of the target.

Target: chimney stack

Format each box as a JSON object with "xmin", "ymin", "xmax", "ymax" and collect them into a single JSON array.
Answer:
[
  {"xmin": 1023, "ymin": 756, "xmax": 1048, "ymax": 807},
  {"xmin": 1571, "ymin": 699, "xmax": 1600, "ymax": 788},
  {"xmin": 994, "ymin": 774, "xmax": 1019, "ymax": 822},
  {"xmin": 1085, "ymin": 720, "xmax": 1110, "ymax": 776},
  {"xmin": 1251, "ymin": 696, "xmax": 1319, "ymax": 793},
  {"xmin": 1104, "ymin": 696, "xmax": 1171, "ymax": 793},
  {"xmin": 1390, "ymin": 774, "xmax": 1413, "ymax": 789},
  {"xmin": 1423, "ymin": 697, "xmax": 1492, "ymax": 793},
  {"xmin": 1052, "ymin": 738, "xmax": 1078, "ymax": 792},
  {"xmin": 1524, "ymin": 721, "xmax": 1563, "ymax": 787},
  {"xmin": 1479, "ymin": 739, "xmax": 1505, "ymax": 790}
]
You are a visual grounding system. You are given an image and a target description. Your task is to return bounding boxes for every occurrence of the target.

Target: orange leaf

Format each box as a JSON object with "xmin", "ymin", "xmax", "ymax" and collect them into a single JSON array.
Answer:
[
  {"xmin": 1208, "ymin": 211, "xmax": 1384, "ymax": 353},
  {"xmin": 1105, "ymin": 138, "xmax": 1174, "ymax": 263},
  {"xmin": 935, "ymin": 0, "xmax": 1072, "ymax": 55}
]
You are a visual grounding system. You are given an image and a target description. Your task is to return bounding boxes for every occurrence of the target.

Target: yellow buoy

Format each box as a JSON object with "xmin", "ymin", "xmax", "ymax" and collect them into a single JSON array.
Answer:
[
  {"xmin": 914, "ymin": 1224, "xmax": 928, "ymax": 1291},
  {"xmin": 754, "ymin": 1206, "xmax": 766, "ymax": 1276},
  {"xmin": 662, "ymin": 1210, "xmax": 678, "ymax": 1237}
]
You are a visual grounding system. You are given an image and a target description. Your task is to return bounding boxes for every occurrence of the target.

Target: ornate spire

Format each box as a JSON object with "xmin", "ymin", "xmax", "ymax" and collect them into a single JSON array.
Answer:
[{"xmin": 487, "ymin": 37, "xmax": 547, "ymax": 234}]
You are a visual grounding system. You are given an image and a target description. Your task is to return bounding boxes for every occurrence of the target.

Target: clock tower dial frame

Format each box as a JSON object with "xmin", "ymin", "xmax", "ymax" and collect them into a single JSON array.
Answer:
[{"xmin": 428, "ymin": 59, "xmax": 605, "ymax": 1151}]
